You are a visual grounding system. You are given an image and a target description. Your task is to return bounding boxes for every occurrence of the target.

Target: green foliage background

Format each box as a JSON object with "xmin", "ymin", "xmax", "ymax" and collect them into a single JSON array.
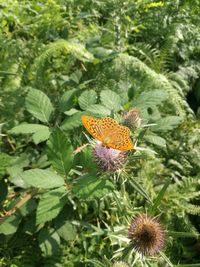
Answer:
[{"xmin": 0, "ymin": 0, "xmax": 200, "ymax": 266}]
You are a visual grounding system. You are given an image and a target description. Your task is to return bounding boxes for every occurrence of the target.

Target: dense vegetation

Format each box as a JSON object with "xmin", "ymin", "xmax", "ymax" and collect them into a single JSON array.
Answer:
[{"xmin": 0, "ymin": 1, "xmax": 200, "ymax": 266}]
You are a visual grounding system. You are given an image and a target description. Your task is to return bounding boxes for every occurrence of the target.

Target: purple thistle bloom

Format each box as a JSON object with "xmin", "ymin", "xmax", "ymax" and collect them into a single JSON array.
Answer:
[
  {"xmin": 128, "ymin": 214, "xmax": 165, "ymax": 256},
  {"xmin": 93, "ymin": 141, "xmax": 127, "ymax": 171}
]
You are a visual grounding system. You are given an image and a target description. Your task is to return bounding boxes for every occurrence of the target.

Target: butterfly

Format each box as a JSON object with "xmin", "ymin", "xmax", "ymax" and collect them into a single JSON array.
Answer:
[{"xmin": 81, "ymin": 115, "xmax": 134, "ymax": 151}]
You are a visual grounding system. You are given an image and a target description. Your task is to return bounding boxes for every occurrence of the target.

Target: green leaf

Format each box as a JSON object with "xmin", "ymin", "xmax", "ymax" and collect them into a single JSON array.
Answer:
[
  {"xmin": 0, "ymin": 153, "xmax": 12, "ymax": 178},
  {"xmin": 59, "ymin": 89, "xmax": 78, "ymax": 112},
  {"xmin": 20, "ymin": 169, "xmax": 64, "ymax": 189},
  {"xmin": 134, "ymin": 90, "xmax": 168, "ymax": 108},
  {"xmin": 56, "ymin": 221, "xmax": 77, "ymax": 241},
  {"xmin": 152, "ymin": 116, "xmax": 183, "ymax": 132},
  {"xmin": 129, "ymin": 177, "xmax": 152, "ymax": 203},
  {"xmin": 47, "ymin": 129, "xmax": 73, "ymax": 176},
  {"xmin": 159, "ymin": 251, "xmax": 174, "ymax": 267},
  {"xmin": 73, "ymin": 174, "xmax": 115, "ymax": 199},
  {"xmin": 168, "ymin": 231, "xmax": 199, "ymax": 239},
  {"xmin": 10, "ymin": 123, "xmax": 48, "ymax": 134},
  {"xmin": 0, "ymin": 215, "xmax": 21, "ymax": 235},
  {"xmin": 39, "ymin": 228, "xmax": 60, "ymax": 257},
  {"xmin": 150, "ymin": 179, "xmax": 171, "ymax": 215},
  {"xmin": 144, "ymin": 134, "xmax": 166, "ymax": 148},
  {"xmin": 78, "ymin": 90, "xmax": 97, "ymax": 110},
  {"xmin": 100, "ymin": 90, "xmax": 121, "ymax": 112},
  {"xmin": 36, "ymin": 186, "xmax": 67, "ymax": 225},
  {"xmin": 86, "ymin": 104, "xmax": 111, "ymax": 116},
  {"xmin": 32, "ymin": 126, "xmax": 50, "ymax": 144},
  {"xmin": 25, "ymin": 88, "xmax": 54, "ymax": 123},
  {"xmin": 61, "ymin": 112, "xmax": 83, "ymax": 130}
]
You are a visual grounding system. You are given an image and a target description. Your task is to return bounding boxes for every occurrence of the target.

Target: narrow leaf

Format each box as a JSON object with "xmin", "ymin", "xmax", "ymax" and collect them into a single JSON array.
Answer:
[{"xmin": 129, "ymin": 177, "xmax": 152, "ymax": 203}]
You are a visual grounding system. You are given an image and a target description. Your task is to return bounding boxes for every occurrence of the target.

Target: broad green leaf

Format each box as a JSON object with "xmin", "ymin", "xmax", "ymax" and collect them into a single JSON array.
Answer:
[
  {"xmin": 73, "ymin": 174, "xmax": 115, "ymax": 199},
  {"xmin": 86, "ymin": 104, "xmax": 111, "ymax": 116},
  {"xmin": 152, "ymin": 116, "xmax": 183, "ymax": 132},
  {"xmin": 61, "ymin": 112, "xmax": 83, "ymax": 130},
  {"xmin": 134, "ymin": 90, "xmax": 168, "ymax": 108},
  {"xmin": 10, "ymin": 123, "xmax": 48, "ymax": 134},
  {"xmin": 25, "ymin": 88, "xmax": 54, "ymax": 123},
  {"xmin": 144, "ymin": 134, "xmax": 166, "ymax": 148},
  {"xmin": 78, "ymin": 90, "xmax": 97, "ymax": 110},
  {"xmin": 32, "ymin": 126, "xmax": 50, "ymax": 144},
  {"xmin": 100, "ymin": 90, "xmax": 121, "ymax": 112},
  {"xmin": 39, "ymin": 228, "xmax": 60, "ymax": 256},
  {"xmin": 20, "ymin": 169, "xmax": 64, "ymax": 189},
  {"xmin": 56, "ymin": 220, "xmax": 77, "ymax": 241},
  {"xmin": 59, "ymin": 88, "xmax": 78, "ymax": 112},
  {"xmin": 47, "ymin": 129, "xmax": 73, "ymax": 176},
  {"xmin": 17, "ymin": 198, "xmax": 37, "ymax": 217},
  {"xmin": 0, "ymin": 214, "xmax": 21, "ymax": 235},
  {"xmin": 36, "ymin": 186, "xmax": 67, "ymax": 225}
]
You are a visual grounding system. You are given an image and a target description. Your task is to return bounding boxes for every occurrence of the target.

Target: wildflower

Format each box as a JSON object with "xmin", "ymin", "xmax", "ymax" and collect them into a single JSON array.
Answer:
[
  {"xmin": 93, "ymin": 141, "xmax": 127, "ymax": 171},
  {"xmin": 128, "ymin": 214, "xmax": 165, "ymax": 255},
  {"xmin": 123, "ymin": 108, "xmax": 141, "ymax": 128},
  {"xmin": 113, "ymin": 261, "xmax": 130, "ymax": 267}
]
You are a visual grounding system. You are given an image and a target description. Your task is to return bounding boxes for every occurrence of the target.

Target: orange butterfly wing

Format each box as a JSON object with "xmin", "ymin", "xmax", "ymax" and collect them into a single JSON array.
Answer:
[
  {"xmin": 81, "ymin": 116, "xmax": 134, "ymax": 151},
  {"xmin": 81, "ymin": 115, "xmax": 103, "ymax": 141}
]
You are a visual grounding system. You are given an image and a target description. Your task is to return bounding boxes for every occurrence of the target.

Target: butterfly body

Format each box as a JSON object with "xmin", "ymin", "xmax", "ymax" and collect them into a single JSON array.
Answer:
[{"xmin": 81, "ymin": 115, "xmax": 134, "ymax": 151}]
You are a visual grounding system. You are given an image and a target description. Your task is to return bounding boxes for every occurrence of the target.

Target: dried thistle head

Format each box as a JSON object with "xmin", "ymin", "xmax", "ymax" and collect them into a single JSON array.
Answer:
[
  {"xmin": 128, "ymin": 214, "xmax": 165, "ymax": 255},
  {"xmin": 93, "ymin": 141, "xmax": 127, "ymax": 171},
  {"xmin": 123, "ymin": 108, "xmax": 141, "ymax": 128}
]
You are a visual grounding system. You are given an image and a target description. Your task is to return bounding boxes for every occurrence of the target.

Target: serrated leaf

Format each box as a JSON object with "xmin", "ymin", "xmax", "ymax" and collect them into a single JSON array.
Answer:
[
  {"xmin": 25, "ymin": 88, "xmax": 54, "ymax": 123},
  {"xmin": 32, "ymin": 126, "xmax": 50, "ymax": 144},
  {"xmin": 56, "ymin": 220, "xmax": 77, "ymax": 241},
  {"xmin": 73, "ymin": 174, "xmax": 115, "ymax": 199},
  {"xmin": 39, "ymin": 228, "xmax": 60, "ymax": 256},
  {"xmin": 47, "ymin": 129, "xmax": 73, "ymax": 176},
  {"xmin": 134, "ymin": 90, "xmax": 168, "ymax": 108},
  {"xmin": 78, "ymin": 90, "xmax": 97, "ymax": 110},
  {"xmin": 144, "ymin": 134, "xmax": 166, "ymax": 148},
  {"xmin": 0, "ymin": 214, "xmax": 21, "ymax": 235},
  {"xmin": 36, "ymin": 186, "xmax": 66, "ymax": 225},
  {"xmin": 20, "ymin": 169, "xmax": 64, "ymax": 189},
  {"xmin": 10, "ymin": 123, "xmax": 48, "ymax": 134},
  {"xmin": 100, "ymin": 90, "xmax": 121, "ymax": 112},
  {"xmin": 61, "ymin": 111, "xmax": 83, "ymax": 130},
  {"xmin": 59, "ymin": 89, "xmax": 78, "ymax": 112},
  {"xmin": 152, "ymin": 116, "xmax": 183, "ymax": 132},
  {"xmin": 86, "ymin": 104, "xmax": 111, "ymax": 116}
]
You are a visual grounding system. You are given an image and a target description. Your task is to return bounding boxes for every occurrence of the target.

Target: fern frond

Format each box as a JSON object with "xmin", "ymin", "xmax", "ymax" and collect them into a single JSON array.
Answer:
[{"xmin": 32, "ymin": 39, "xmax": 93, "ymax": 86}]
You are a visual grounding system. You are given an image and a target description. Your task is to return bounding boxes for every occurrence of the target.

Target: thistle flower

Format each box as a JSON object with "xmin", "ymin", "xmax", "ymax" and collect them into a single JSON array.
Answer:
[
  {"xmin": 128, "ymin": 214, "xmax": 165, "ymax": 255},
  {"xmin": 113, "ymin": 261, "xmax": 130, "ymax": 267},
  {"xmin": 93, "ymin": 141, "xmax": 127, "ymax": 171},
  {"xmin": 123, "ymin": 108, "xmax": 141, "ymax": 128}
]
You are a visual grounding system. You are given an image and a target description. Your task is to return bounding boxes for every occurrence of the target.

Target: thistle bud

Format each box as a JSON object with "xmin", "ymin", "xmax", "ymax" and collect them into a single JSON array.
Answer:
[
  {"xmin": 128, "ymin": 214, "xmax": 165, "ymax": 255},
  {"xmin": 123, "ymin": 108, "xmax": 141, "ymax": 128}
]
